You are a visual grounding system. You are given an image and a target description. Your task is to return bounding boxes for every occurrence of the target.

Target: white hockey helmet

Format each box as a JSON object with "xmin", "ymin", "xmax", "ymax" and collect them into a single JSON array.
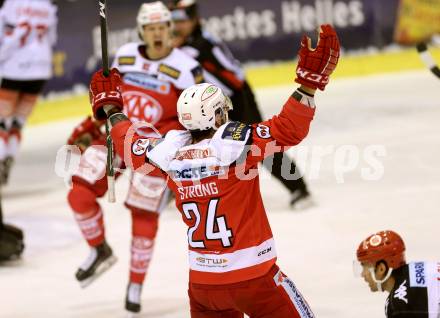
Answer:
[
  {"xmin": 177, "ymin": 83, "xmax": 233, "ymax": 131},
  {"xmin": 137, "ymin": 1, "xmax": 172, "ymax": 34}
]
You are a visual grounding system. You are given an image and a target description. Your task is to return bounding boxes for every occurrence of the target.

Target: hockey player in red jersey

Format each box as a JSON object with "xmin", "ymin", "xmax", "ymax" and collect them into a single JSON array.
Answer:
[
  {"xmin": 66, "ymin": 1, "xmax": 203, "ymax": 314},
  {"xmin": 88, "ymin": 24, "xmax": 339, "ymax": 317},
  {"xmin": 355, "ymin": 230, "xmax": 440, "ymax": 317}
]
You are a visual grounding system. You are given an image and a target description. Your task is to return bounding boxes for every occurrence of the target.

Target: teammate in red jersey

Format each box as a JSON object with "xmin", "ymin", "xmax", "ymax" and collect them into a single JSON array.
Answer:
[
  {"xmin": 66, "ymin": 1, "xmax": 203, "ymax": 314},
  {"xmin": 89, "ymin": 24, "xmax": 339, "ymax": 317}
]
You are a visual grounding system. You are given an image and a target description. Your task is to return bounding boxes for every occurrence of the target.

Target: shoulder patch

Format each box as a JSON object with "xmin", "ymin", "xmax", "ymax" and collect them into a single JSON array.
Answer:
[
  {"xmin": 191, "ymin": 65, "xmax": 204, "ymax": 84},
  {"xmin": 221, "ymin": 122, "xmax": 250, "ymax": 141},
  {"xmin": 118, "ymin": 56, "xmax": 136, "ymax": 66},
  {"xmin": 255, "ymin": 124, "xmax": 271, "ymax": 139},
  {"xmin": 158, "ymin": 63, "xmax": 181, "ymax": 79},
  {"xmin": 132, "ymin": 138, "xmax": 149, "ymax": 156}
]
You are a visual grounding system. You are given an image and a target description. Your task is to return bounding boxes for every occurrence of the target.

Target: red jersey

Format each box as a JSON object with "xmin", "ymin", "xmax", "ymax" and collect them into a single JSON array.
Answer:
[
  {"xmin": 111, "ymin": 95, "xmax": 315, "ymax": 284},
  {"xmin": 112, "ymin": 43, "xmax": 204, "ymax": 135}
]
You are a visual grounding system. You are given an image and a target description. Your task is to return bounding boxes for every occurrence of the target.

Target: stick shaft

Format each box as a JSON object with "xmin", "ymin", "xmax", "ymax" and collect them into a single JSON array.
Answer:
[
  {"xmin": 99, "ymin": 0, "xmax": 110, "ymax": 76},
  {"xmin": 99, "ymin": 0, "xmax": 116, "ymax": 202}
]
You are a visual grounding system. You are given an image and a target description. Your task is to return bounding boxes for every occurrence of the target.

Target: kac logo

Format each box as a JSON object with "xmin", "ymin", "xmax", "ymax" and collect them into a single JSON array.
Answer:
[{"xmin": 123, "ymin": 90, "xmax": 163, "ymax": 125}]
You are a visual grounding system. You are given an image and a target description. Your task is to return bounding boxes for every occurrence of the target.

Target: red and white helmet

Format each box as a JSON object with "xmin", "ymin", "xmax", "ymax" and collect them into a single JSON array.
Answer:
[
  {"xmin": 177, "ymin": 83, "xmax": 232, "ymax": 131},
  {"xmin": 137, "ymin": 1, "xmax": 172, "ymax": 34},
  {"xmin": 356, "ymin": 230, "xmax": 406, "ymax": 269}
]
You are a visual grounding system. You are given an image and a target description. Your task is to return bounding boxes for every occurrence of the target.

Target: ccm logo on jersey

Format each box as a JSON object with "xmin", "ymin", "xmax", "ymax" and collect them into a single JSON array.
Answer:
[
  {"xmin": 258, "ymin": 247, "xmax": 272, "ymax": 256},
  {"xmin": 410, "ymin": 262, "xmax": 427, "ymax": 287},
  {"xmin": 132, "ymin": 138, "xmax": 149, "ymax": 156},
  {"xmin": 256, "ymin": 124, "xmax": 271, "ymax": 139},
  {"xmin": 158, "ymin": 63, "xmax": 181, "ymax": 79}
]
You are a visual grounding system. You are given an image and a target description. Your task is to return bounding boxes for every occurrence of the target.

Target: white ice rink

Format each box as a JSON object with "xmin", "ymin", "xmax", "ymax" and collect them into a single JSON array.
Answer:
[{"xmin": 1, "ymin": 71, "xmax": 439, "ymax": 318}]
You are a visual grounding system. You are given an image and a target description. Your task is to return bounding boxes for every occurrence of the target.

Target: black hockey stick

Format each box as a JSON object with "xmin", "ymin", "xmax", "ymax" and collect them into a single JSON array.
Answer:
[
  {"xmin": 416, "ymin": 42, "xmax": 440, "ymax": 79},
  {"xmin": 99, "ymin": 0, "xmax": 116, "ymax": 202}
]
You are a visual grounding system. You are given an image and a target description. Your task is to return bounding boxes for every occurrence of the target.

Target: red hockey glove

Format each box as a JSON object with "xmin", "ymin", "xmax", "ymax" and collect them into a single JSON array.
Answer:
[
  {"xmin": 295, "ymin": 24, "xmax": 340, "ymax": 91},
  {"xmin": 90, "ymin": 68, "xmax": 123, "ymax": 120},
  {"xmin": 67, "ymin": 116, "xmax": 104, "ymax": 152}
]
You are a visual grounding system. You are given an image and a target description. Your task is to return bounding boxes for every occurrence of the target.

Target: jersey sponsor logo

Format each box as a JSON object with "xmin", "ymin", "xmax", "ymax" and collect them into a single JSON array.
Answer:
[
  {"xmin": 201, "ymin": 85, "xmax": 218, "ymax": 101},
  {"xmin": 196, "ymin": 257, "xmax": 228, "ymax": 267},
  {"xmin": 118, "ymin": 56, "xmax": 136, "ymax": 65},
  {"xmin": 132, "ymin": 138, "xmax": 149, "ymax": 156},
  {"xmin": 170, "ymin": 165, "xmax": 225, "ymax": 181},
  {"xmin": 177, "ymin": 182, "xmax": 219, "ymax": 200},
  {"xmin": 158, "ymin": 63, "xmax": 181, "ymax": 79},
  {"xmin": 191, "ymin": 66, "xmax": 204, "ymax": 84},
  {"xmin": 123, "ymin": 72, "xmax": 170, "ymax": 94},
  {"xmin": 175, "ymin": 148, "xmax": 213, "ymax": 160},
  {"xmin": 394, "ymin": 280, "xmax": 408, "ymax": 304},
  {"xmin": 256, "ymin": 124, "xmax": 271, "ymax": 139},
  {"xmin": 123, "ymin": 90, "xmax": 163, "ymax": 125},
  {"xmin": 410, "ymin": 262, "xmax": 427, "ymax": 287},
  {"xmin": 222, "ymin": 122, "xmax": 249, "ymax": 141}
]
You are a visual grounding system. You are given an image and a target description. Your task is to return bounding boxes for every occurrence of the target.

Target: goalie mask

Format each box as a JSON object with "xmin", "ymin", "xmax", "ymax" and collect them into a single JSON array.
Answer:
[{"xmin": 177, "ymin": 83, "xmax": 233, "ymax": 131}]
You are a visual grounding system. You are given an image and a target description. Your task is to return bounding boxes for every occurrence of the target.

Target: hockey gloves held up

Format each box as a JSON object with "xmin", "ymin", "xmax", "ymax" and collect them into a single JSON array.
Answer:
[
  {"xmin": 90, "ymin": 68, "xmax": 124, "ymax": 120},
  {"xmin": 295, "ymin": 24, "xmax": 340, "ymax": 91}
]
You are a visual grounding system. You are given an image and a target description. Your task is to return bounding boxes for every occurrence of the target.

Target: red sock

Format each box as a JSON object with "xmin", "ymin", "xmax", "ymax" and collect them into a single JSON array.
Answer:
[
  {"xmin": 129, "ymin": 208, "xmax": 159, "ymax": 284},
  {"xmin": 68, "ymin": 182, "xmax": 105, "ymax": 247}
]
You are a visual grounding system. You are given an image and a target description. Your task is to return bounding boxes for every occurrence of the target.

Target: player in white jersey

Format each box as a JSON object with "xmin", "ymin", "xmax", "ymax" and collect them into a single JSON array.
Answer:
[
  {"xmin": 66, "ymin": 2, "xmax": 203, "ymax": 314},
  {"xmin": 88, "ymin": 24, "xmax": 339, "ymax": 317},
  {"xmin": 0, "ymin": 0, "xmax": 56, "ymax": 261},
  {"xmin": 355, "ymin": 230, "xmax": 440, "ymax": 317},
  {"xmin": 0, "ymin": 0, "xmax": 57, "ymax": 183}
]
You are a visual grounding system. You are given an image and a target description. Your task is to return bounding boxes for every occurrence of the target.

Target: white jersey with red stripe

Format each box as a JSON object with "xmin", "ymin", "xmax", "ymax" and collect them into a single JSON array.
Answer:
[
  {"xmin": 110, "ymin": 92, "xmax": 316, "ymax": 285},
  {"xmin": 112, "ymin": 43, "xmax": 204, "ymax": 135},
  {"xmin": 0, "ymin": 0, "xmax": 57, "ymax": 80}
]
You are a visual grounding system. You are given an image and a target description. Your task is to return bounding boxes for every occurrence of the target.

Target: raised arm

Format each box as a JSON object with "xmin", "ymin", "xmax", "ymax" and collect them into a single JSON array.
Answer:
[{"xmin": 247, "ymin": 24, "xmax": 340, "ymax": 162}]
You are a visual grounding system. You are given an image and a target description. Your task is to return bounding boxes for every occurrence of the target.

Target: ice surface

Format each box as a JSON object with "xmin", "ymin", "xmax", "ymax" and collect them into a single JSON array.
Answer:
[{"xmin": 1, "ymin": 71, "xmax": 439, "ymax": 317}]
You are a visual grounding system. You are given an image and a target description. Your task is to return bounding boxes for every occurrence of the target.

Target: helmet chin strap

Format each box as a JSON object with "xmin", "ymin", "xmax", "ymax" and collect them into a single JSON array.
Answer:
[{"xmin": 369, "ymin": 267, "xmax": 393, "ymax": 291}]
